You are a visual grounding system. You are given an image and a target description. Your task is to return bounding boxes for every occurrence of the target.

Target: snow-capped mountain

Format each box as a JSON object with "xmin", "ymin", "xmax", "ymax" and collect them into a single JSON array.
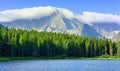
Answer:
[
  {"xmin": 92, "ymin": 23, "xmax": 120, "ymax": 39},
  {"xmin": 0, "ymin": 6, "xmax": 120, "ymax": 39},
  {"xmin": 112, "ymin": 32, "xmax": 120, "ymax": 42}
]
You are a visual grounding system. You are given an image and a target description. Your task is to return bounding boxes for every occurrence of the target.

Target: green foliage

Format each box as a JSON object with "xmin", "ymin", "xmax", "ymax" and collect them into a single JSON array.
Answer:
[
  {"xmin": 117, "ymin": 42, "xmax": 120, "ymax": 57},
  {"xmin": 0, "ymin": 27, "xmax": 118, "ymax": 57}
]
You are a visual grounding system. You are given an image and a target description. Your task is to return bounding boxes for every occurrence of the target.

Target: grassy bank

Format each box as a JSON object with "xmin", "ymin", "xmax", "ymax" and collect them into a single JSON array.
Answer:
[
  {"xmin": 0, "ymin": 56, "xmax": 66, "ymax": 61},
  {"xmin": 0, "ymin": 55, "xmax": 120, "ymax": 61}
]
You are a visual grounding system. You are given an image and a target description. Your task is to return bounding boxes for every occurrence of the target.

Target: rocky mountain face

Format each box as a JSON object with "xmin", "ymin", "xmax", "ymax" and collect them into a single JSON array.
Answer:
[
  {"xmin": 92, "ymin": 23, "xmax": 120, "ymax": 39},
  {"xmin": 112, "ymin": 32, "xmax": 120, "ymax": 42}
]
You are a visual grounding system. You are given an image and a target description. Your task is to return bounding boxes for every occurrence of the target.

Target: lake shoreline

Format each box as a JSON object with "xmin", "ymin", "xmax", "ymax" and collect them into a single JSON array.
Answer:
[{"xmin": 0, "ymin": 56, "xmax": 120, "ymax": 61}]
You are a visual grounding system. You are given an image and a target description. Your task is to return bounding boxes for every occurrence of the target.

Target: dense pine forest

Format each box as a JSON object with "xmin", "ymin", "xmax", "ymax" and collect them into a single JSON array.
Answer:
[{"xmin": 0, "ymin": 27, "xmax": 120, "ymax": 58}]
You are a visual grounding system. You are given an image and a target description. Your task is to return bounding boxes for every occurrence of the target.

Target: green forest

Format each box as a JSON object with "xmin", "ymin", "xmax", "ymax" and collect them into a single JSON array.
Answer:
[{"xmin": 0, "ymin": 27, "xmax": 120, "ymax": 58}]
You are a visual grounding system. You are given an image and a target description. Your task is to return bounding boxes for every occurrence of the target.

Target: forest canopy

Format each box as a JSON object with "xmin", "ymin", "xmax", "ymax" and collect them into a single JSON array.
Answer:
[{"xmin": 0, "ymin": 27, "xmax": 120, "ymax": 58}]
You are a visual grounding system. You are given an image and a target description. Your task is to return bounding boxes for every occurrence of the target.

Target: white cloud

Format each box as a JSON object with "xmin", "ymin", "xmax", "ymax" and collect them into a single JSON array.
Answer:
[
  {"xmin": 0, "ymin": 6, "xmax": 56, "ymax": 22},
  {"xmin": 77, "ymin": 12, "xmax": 120, "ymax": 24},
  {"xmin": 0, "ymin": 6, "xmax": 74, "ymax": 22},
  {"xmin": 0, "ymin": 6, "xmax": 120, "ymax": 25}
]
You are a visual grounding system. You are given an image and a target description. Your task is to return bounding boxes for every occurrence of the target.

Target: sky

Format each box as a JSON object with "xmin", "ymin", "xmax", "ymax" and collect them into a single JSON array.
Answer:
[{"xmin": 0, "ymin": 0, "xmax": 120, "ymax": 14}]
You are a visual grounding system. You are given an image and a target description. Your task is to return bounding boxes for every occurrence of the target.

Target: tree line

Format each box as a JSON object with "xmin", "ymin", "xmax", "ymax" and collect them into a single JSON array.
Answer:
[{"xmin": 0, "ymin": 27, "xmax": 119, "ymax": 57}]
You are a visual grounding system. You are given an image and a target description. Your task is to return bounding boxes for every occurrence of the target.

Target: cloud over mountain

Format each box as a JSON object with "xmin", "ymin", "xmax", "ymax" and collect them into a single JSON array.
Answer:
[
  {"xmin": 78, "ymin": 12, "xmax": 120, "ymax": 24},
  {"xmin": 0, "ymin": 6, "xmax": 74, "ymax": 22},
  {"xmin": 0, "ymin": 6, "xmax": 120, "ymax": 25}
]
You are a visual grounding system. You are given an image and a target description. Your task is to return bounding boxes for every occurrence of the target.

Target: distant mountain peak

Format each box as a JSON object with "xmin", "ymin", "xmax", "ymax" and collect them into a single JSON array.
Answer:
[{"xmin": 112, "ymin": 32, "xmax": 120, "ymax": 42}]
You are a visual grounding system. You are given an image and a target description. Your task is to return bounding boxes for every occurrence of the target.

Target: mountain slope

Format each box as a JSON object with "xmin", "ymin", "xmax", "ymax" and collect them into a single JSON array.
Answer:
[
  {"xmin": 82, "ymin": 24, "xmax": 102, "ymax": 38},
  {"xmin": 0, "ymin": 24, "xmax": 4, "ymax": 27},
  {"xmin": 93, "ymin": 23, "xmax": 120, "ymax": 39},
  {"xmin": 112, "ymin": 32, "xmax": 120, "ymax": 42}
]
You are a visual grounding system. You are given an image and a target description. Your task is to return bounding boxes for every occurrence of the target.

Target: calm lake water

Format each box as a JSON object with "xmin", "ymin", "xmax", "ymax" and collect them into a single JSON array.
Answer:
[{"xmin": 0, "ymin": 60, "xmax": 120, "ymax": 71}]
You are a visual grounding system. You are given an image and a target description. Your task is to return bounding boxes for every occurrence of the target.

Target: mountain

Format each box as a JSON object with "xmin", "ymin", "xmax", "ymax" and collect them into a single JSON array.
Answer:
[
  {"xmin": 82, "ymin": 24, "xmax": 102, "ymax": 38},
  {"xmin": 92, "ymin": 23, "xmax": 120, "ymax": 39},
  {"xmin": 0, "ymin": 6, "xmax": 120, "ymax": 39},
  {"xmin": 0, "ymin": 7, "xmax": 101, "ymax": 38},
  {"xmin": 1, "ymin": 12, "xmax": 101, "ymax": 38},
  {"xmin": 1, "ymin": 12, "xmax": 82, "ymax": 33},
  {"xmin": 0, "ymin": 24, "xmax": 4, "ymax": 27},
  {"xmin": 112, "ymin": 32, "xmax": 120, "ymax": 42}
]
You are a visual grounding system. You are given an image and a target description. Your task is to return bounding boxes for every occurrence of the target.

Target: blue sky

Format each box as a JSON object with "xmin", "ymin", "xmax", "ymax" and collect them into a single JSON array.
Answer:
[{"xmin": 0, "ymin": 0, "xmax": 120, "ymax": 14}]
